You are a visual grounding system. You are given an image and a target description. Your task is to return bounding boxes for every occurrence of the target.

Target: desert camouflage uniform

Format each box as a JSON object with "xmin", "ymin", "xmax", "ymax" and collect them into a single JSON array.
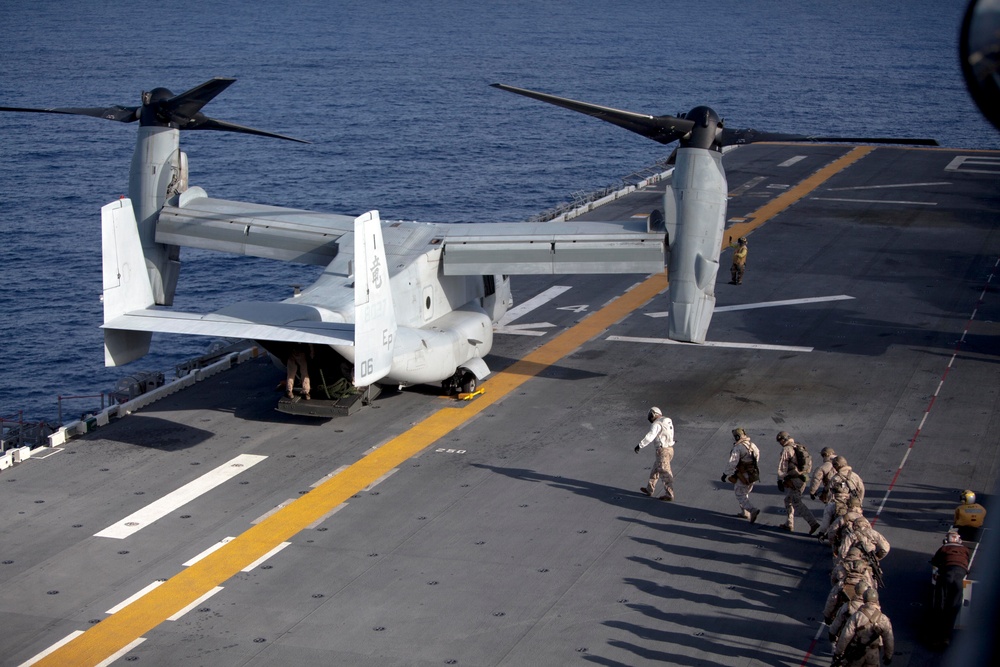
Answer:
[
  {"xmin": 809, "ymin": 449, "xmax": 838, "ymax": 503},
  {"xmin": 818, "ymin": 487, "xmax": 851, "ymax": 543},
  {"xmin": 724, "ymin": 433, "xmax": 760, "ymax": 518},
  {"xmin": 777, "ymin": 436, "xmax": 819, "ymax": 532},
  {"xmin": 837, "ymin": 513, "xmax": 890, "ymax": 564},
  {"xmin": 828, "ymin": 579, "xmax": 873, "ymax": 644},
  {"xmin": 830, "ymin": 459, "xmax": 866, "ymax": 503},
  {"xmin": 834, "ymin": 601, "xmax": 894, "ymax": 666}
]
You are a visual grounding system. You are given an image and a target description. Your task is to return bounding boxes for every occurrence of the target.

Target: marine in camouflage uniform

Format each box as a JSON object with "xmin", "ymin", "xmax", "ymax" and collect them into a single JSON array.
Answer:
[
  {"xmin": 818, "ymin": 481, "xmax": 852, "ymax": 543},
  {"xmin": 722, "ymin": 427, "xmax": 761, "ymax": 523},
  {"xmin": 828, "ymin": 578, "xmax": 872, "ymax": 645},
  {"xmin": 834, "ymin": 588, "xmax": 894, "ymax": 666},
  {"xmin": 830, "ymin": 545, "xmax": 876, "ymax": 586},
  {"xmin": 830, "ymin": 456, "xmax": 866, "ymax": 503},
  {"xmin": 809, "ymin": 447, "xmax": 838, "ymax": 503},
  {"xmin": 827, "ymin": 496, "xmax": 867, "ymax": 556},
  {"xmin": 836, "ymin": 505, "xmax": 890, "ymax": 565},
  {"xmin": 776, "ymin": 432, "xmax": 819, "ymax": 533}
]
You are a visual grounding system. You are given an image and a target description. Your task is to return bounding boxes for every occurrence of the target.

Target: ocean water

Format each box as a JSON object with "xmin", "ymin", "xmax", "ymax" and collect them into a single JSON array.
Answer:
[{"xmin": 0, "ymin": 0, "xmax": 996, "ymax": 425}]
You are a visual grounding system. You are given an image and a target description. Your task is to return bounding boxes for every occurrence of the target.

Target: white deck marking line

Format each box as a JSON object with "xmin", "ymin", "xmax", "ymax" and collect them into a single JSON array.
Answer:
[
  {"xmin": 305, "ymin": 503, "xmax": 349, "ymax": 529},
  {"xmin": 607, "ymin": 335, "xmax": 813, "ymax": 352},
  {"xmin": 253, "ymin": 499, "xmax": 296, "ymax": 524},
  {"xmin": 811, "ymin": 197, "xmax": 937, "ymax": 206},
  {"xmin": 364, "ymin": 468, "xmax": 398, "ymax": 490},
  {"xmin": 824, "ymin": 181, "xmax": 950, "ymax": 191},
  {"xmin": 945, "ymin": 155, "xmax": 1000, "ymax": 174},
  {"xmin": 94, "ymin": 454, "xmax": 267, "ymax": 539},
  {"xmin": 18, "ymin": 631, "xmax": 84, "ymax": 667},
  {"xmin": 106, "ymin": 581, "xmax": 165, "ymax": 614},
  {"xmin": 183, "ymin": 536, "xmax": 236, "ymax": 567},
  {"xmin": 778, "ymin": 156, "xmax": 807, "ymax": 167},
  {"xmin": 496, "ymin": 285, "xmax": 571, "ymax": 326},
  {"xmin": 166, "ymin": 586, "xmax": 223, "ymax": 621},
  {"xmin": 715, "ymin": 295, "xmax": 855, "ymax": 313},
  {"xmin": 27, "ymin": 447, "xmax": 63, "ymax": 460},
  {"xmin": 646, "ymin": 294, "xmax": 855, "ymax": 318},
  {"xmin": 242, "ymin": 542, "xmax": 292, "ymax": 572},
  {"xmin": 494, "ymin": 322, "xmax": 557, "ymax": 336},
  {"xmin": 95, "ymin": 638, "xmax": 146, "ymax": 667},
  {"xmin": 312, "ymin": 465, "xmax": 350, "ymax": 487}
]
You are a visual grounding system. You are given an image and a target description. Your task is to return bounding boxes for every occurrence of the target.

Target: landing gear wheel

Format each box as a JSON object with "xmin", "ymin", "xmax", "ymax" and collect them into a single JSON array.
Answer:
[{"xmin": 460, "ymin": 372, "xmax": 477, "ymax": 394}]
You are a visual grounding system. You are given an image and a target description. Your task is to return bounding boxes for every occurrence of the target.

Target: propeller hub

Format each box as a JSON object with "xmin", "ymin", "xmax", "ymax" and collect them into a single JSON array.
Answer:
[
  {"xmin": 680, "ymin": 106, "xmax": 722, "ymax": 150},
  {"xmin": 140, "ymin": 88, "xmax": 178, "ymax": 127}
]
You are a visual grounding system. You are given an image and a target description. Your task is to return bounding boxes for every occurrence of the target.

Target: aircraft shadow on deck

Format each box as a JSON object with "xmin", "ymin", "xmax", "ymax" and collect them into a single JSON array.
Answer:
[
  {"xmin": 482, "ymin": 354, "xmax": 606, "ymax": 382},
  {"xmin": 83, "ymin": 414, "xmax": 215, "ymax": 450}
]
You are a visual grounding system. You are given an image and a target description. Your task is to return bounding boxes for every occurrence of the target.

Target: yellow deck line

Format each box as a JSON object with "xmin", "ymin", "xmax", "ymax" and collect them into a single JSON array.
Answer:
[
  {"xmin": 722, "ymin": 146, "xmax": 873, "ymax": 245},
  {"xmin": 37, "ymin": 147, "xmax": 868, "ymax": 666}
]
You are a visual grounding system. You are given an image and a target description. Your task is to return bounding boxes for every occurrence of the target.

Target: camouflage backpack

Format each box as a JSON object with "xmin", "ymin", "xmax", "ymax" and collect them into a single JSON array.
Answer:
[
  {"xmin": 740, "ymin": 442, "xmax": 761, "ymax": 483},
  {"xmin": 793, "ymin": 444, "xmax": 812, "ymax": 476}
]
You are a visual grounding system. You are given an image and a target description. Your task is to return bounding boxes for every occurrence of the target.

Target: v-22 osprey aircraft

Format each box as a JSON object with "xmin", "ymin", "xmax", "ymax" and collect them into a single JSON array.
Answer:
[
  {"xmin": 1, "ymin": 78, "xmax": 935, "ymax": 414},
  {"xmin": 1, "ymin": 77, "xmax": 668, "ymax": 414}
]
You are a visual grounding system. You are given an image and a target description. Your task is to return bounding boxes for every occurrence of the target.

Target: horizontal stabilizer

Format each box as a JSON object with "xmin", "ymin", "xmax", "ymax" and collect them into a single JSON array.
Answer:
[{"xmin": 103, "ymin": 301, "xmax": 355, "ymax": 346}]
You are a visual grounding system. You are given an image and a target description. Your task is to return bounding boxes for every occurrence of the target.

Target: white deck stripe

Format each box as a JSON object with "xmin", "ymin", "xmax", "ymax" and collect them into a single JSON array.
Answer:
[
  {"xmin": 496, "ymin": 286, "xmax": 571, "ymax": 326},
  {"xmin": 778, "ymin": 156, "xmax": 806, "ymax": 167},
  {"xmin": 647, "ymin": 295, "xmax": 855, "ymax": 318},
  {"xmin": 824, "ymin": 181, "xmax": 950, "ymax": 191},
  {"xmin": 166, "ymin": 586, "xmax": 224, "ymax": 621},
  {"xmin": 242, "ymin": 542, "xmax": 292, "ymax": 572},
  {"xmin": 607, "ymin": 335, "xmax": 813, "ymax": 352},
  {"xmin": 811, "ymin": 197, "xmax": 937, "ymax": 206},
  {"xmin": 253, "ymin": 499, "xmax": 296, "ymax": 525},
  {"xmin": 18, "ymin": 631, "xmax": 84, "ymax": 667},
  {"xmin": 183, "ymin": 536, "xmax": 236, "ymax": 567},
  {"xmin": 306, "ymin": 503, "xmax": 349, "ymax": 529},
  {"xmin": 95, "ymin": 638, "xmax": 146, "ymax": 667},
  {"xmin": 106, "ymin": 581, "xmax": 165, "ymax": 614},
  {"xmin": 715, "ymin": 295, "xmax": 855, "ymax": 313},
  {"xmin": 494, "ymin": 322, "xmax": 556, "ymax": 336},
  {"xmin": 94, "ymin": 454, "xmax": 266, "ymax": 539}
]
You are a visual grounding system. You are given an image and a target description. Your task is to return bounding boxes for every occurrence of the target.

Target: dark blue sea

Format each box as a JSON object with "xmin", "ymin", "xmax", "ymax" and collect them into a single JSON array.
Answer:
[{"xmin": 1, "ymin": 0, "xmax": 996, "ymax": 425}]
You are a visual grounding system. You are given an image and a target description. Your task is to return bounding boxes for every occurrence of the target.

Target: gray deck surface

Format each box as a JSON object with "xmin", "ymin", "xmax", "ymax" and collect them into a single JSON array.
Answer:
[{"xmin": 1, "ymin": 144, "xmax": 998, "ymax": 666}]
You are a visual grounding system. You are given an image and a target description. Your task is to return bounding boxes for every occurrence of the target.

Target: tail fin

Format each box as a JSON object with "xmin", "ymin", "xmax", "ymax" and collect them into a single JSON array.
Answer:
[
  {"xmin": 102, "ymin": 198, "xmax": 155, "ymax": 366},
  {"xmin": 353, "ymin": 210, "xmax": 397, "ymax": 385}
]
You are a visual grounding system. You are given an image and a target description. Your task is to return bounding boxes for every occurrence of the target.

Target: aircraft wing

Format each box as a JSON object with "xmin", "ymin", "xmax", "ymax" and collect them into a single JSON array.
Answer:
[
  {"xmin": 156, "ymin": 187, "xmax": 355, "ymax": 265},
  {"xmin": 156, "ymin": 187, "xmax": 665, "ymax": 275},
  {"xmin": 431, "ymin": 219, "xmax": 666, "ymax": 275},
  {"xmin": 103, "ymin": 301, "xmax": 355, "ymax": 346}
]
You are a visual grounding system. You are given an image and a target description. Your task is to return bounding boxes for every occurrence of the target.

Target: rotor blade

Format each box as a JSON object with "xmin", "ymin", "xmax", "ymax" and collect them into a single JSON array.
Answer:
[
  {"xmin": 190, "ymin": 116, "xmax": 311, "ymax": 143},
  {"xmin": 162, "ymin": 77, "xmax": 238, "ymax": 122},
  {"xmin": 720, "ymin": 127, "xmax": 939, "ymax": 147},
  {"xmin": 0, "ymin": 105, "xmax": 138, "ymax": 123},
  {"xmin": 492, "ymin": 83, "xmax": 694, "ymax": 145}
]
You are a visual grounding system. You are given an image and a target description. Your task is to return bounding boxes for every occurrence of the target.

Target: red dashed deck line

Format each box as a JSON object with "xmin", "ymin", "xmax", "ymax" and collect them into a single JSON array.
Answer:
[{"xmin": 800, "ymin": 256, "xmax": 999, "ymax": 667}]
